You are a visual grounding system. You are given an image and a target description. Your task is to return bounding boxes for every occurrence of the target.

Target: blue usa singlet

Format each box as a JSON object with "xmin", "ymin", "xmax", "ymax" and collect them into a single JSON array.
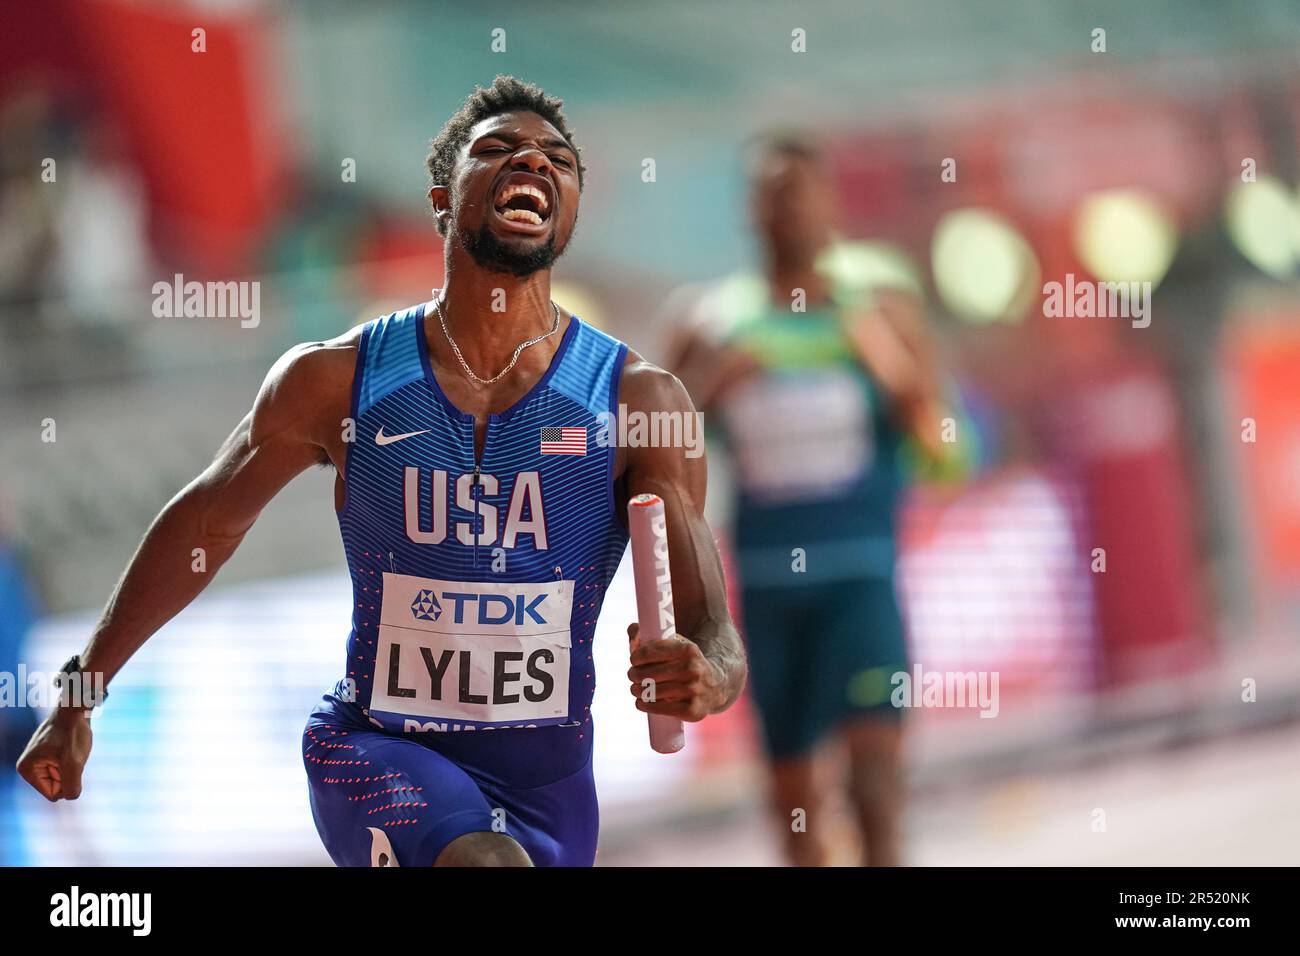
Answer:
[{"xmin": 303, "ymin": 302, "xmax": 630, "ymax": 867}]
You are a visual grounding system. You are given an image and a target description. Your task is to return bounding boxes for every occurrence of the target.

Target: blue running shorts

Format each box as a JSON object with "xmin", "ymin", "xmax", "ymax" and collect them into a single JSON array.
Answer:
[{"xmin": 302, "ymin": 692, "xmax": 599, "ymax": 866}]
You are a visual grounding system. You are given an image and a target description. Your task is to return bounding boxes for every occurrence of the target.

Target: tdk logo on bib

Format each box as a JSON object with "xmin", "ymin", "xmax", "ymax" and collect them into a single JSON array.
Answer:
[
  {"xmin": 419, "ymin": 591, "xmax": 548, "ymax": 626},
  {"xmin": 411, "ymin": 589, "xmax": 442, "ymax": 621},
  {"xmin": 373, "ymin": 572, "xmax": 573, "ymax": 728}
]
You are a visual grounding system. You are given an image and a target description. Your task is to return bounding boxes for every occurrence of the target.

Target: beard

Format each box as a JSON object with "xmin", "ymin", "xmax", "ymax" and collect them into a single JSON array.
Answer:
[{"xmin": 457, "ymin": 216, "xmax": 572, "ymax": 278}]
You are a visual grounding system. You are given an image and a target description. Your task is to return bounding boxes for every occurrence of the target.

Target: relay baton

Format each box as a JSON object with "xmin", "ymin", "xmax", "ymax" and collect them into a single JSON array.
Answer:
[{"xmin": 627, "ymin": 493, "xmax": 687, "ymax": 754}]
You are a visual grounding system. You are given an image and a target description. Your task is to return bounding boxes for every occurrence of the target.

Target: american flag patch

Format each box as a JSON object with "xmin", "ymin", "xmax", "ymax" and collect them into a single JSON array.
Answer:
[{"xmin": 540, "ymin": 426, "xmax": 587, "ymax": 456}]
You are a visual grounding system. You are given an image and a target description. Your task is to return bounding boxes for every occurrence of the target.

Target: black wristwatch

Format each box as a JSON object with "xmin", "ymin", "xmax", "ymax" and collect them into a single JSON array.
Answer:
[{"xmin": 55, "ymin": 655, "xmax": 108, "ymax": 709}]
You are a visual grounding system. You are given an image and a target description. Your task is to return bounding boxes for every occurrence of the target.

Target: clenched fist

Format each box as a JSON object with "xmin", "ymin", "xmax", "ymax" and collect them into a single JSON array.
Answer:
[
  {"xmin": 17, "ymin": 709, "xmax": 93, "ymax": 801},
  {"xmin": 627, "ymin": 623, "xmax": 727, "ymax": 722}
]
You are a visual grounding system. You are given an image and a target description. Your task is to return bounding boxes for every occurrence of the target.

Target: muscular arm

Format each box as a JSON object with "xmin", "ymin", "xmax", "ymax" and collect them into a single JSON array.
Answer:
[
  {"xmin": 81, "ymin": 344, "xmax": 348, "ymax": 686},
  {"xmin": 842, "ymin": 288, "xmax": 952, "ymax": 461},
  {"xmin": 18, "ymin": 339, "xmax": 354, "ymax": 799},
  {"xmin": 618, "ymin": 354, "xmax": 746, "ymax": 720}
]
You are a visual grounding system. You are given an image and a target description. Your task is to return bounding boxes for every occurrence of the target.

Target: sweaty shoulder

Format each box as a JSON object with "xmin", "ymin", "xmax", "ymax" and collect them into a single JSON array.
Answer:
[
  {"xmin": 251, "ymin": 326, "xmax": 363, "ymax": 458},
  {"xmin": 613, "ymin": 349, "xmax": 707, "ymax": 508},
  {"xmin": 619, "ymin": 348, "xmax": 695, "ymax": 417}
]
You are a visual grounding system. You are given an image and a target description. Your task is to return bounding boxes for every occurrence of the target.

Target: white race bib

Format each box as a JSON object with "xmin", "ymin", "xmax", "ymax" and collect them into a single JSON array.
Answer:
[
  {"xmin": 722, "ymin": 369, "xmax": 872, "ymax": 502},
  {"xmin": 369, "ymin": 572, "xmax": 573, "ymax": 727}
]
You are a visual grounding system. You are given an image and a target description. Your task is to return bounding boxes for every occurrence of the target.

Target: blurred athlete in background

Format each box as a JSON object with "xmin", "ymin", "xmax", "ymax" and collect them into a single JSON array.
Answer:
[{"xmin": 666, "ymin": 134, "xmax": 964, "ymax": 866}]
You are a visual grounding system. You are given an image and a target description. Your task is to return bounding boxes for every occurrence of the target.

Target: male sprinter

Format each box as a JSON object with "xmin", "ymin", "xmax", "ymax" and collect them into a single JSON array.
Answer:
[
  {"xmin": 17, "ymin": 76, "xmax": 745, "ymax": 867},
  {"xmin": 667, "ymin": 135, "xmax": 957, "ymax": 866}
]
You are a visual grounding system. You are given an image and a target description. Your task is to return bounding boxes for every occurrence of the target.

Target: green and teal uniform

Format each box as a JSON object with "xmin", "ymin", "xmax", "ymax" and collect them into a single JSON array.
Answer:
[{"xmin": 706, "ymin": 277, "xmax": 911, "ymax": 757}]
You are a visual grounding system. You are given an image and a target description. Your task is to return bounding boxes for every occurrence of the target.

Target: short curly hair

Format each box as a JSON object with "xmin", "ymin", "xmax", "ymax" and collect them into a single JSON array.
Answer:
[
  {"xmin": 743, "ymin": 129, "xmax": 825, "ymax": 180},
  {"xmin": 425, "ymin": 75, "xmax": 585, "ymax": 236}
]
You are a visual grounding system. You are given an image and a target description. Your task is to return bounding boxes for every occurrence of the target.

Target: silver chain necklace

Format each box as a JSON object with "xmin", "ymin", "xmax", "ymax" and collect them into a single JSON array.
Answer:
[{"xmin": 433, "ymin": 295, "xmax": 562, "ymax": 386}]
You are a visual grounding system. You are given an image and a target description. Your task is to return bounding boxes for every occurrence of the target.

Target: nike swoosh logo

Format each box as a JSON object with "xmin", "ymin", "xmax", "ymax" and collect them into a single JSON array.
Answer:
[{"xmin": 375, "ymin": 426, "xmax": 431, "ymax": 446}]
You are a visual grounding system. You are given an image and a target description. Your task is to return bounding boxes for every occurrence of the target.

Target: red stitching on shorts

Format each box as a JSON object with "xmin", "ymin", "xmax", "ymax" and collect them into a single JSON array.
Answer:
[{"xmin": 367, "ymin": 801, "xmax": 429, "ymax": 815}]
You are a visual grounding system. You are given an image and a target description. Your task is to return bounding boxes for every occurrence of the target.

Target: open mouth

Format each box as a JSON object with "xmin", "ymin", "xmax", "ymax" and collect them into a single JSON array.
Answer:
[{"xmin": 493, "ymin": 180, "xmax": 551, "ymax": 227}]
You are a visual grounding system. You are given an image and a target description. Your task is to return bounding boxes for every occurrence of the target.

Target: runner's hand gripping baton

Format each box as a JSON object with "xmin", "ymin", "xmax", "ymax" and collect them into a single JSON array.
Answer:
[{"xmin": 628, "ymin": 493, "xmax": 687, "ymax": 754}]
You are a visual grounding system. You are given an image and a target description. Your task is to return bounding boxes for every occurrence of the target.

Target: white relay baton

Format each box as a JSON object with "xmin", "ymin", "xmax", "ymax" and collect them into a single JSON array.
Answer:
[{"xmin": 627, "ymin": 493, "xmax": 687, "ymax": 754}]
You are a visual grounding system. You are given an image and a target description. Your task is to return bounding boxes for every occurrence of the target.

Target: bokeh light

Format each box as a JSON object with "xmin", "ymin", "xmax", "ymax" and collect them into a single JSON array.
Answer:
[
  {"xmin": 1074, "ymin": 189, "xmax": 1178, "ymax": 287},
  {"xmin": 818, "ymin": 239, "xmax": 923, "ymax": 299},
  {"xmin": 550, "ymin": 279, "xmax": 607, "ymax": 330},
  {"xmin": 931, "ymin": 209, "xmax": 1040, "ymax": 324},
  {"xmin": 1224, "ymin": 175, "xmax": 1300, "ymax": 279}
]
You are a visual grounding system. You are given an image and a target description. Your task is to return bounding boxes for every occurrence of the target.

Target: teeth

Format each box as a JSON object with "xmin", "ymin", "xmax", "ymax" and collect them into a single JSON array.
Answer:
[
  {"xmin": 495, "ymin": 183, "xmax": 549, "ymax": 212},
  {"xmin": 501, "ymin": 208, "xmax": 543, "ymax": 225}
]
